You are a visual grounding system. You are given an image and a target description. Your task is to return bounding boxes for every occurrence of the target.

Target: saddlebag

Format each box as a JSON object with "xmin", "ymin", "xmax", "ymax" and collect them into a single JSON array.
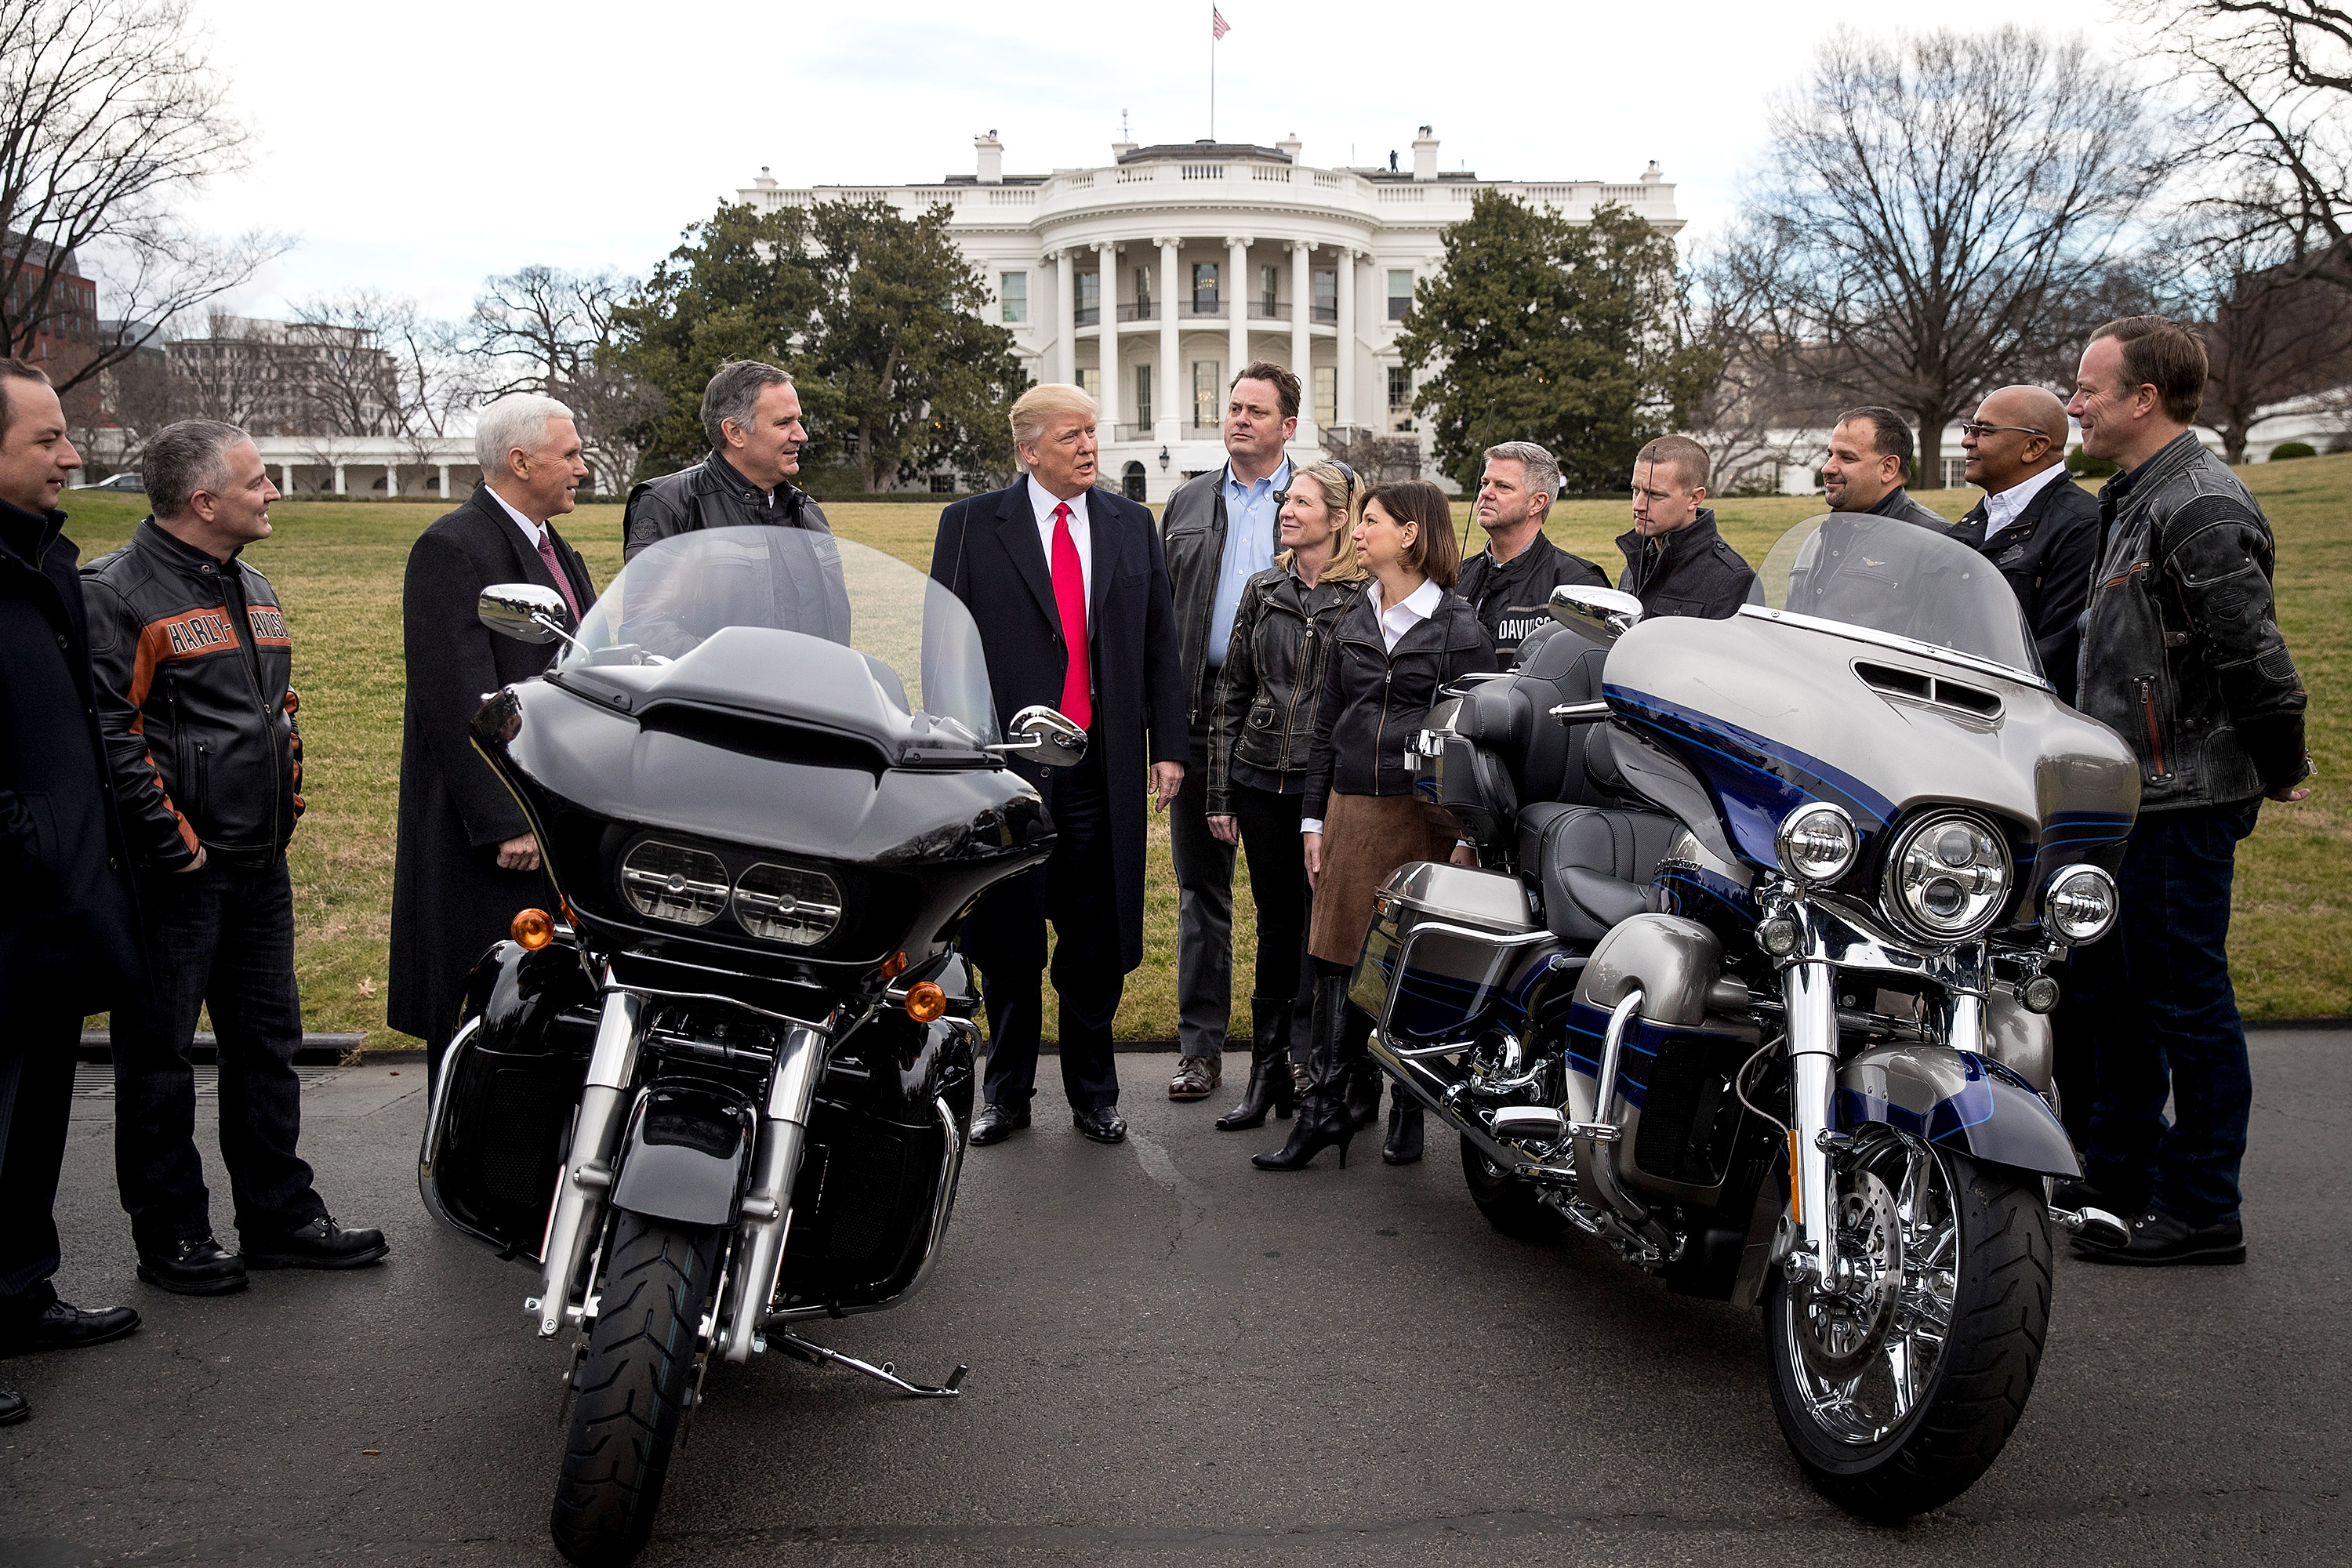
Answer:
[{"xmin": 1352, "ymin": 862, "xmax": 1548, "ymax": 1044}]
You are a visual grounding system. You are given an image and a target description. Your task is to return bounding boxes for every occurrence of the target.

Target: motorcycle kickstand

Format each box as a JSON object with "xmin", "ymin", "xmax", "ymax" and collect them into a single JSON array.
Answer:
[{"xmin": 770, "ymin": 1331, "xmax": 968, "ymax": 1399}]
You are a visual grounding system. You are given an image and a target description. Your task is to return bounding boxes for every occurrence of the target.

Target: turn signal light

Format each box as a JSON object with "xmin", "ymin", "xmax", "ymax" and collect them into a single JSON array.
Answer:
[
  {"xmin": 904, "ymin": 982, "xmax": 947, "ymax": 1024},
  {"xmin": 880, "ymin": 950, "xmax": 909, "ymax": 982},
  {"xmin": 511, "ymin": 908, "xmax": 554, "ymax": 950}
]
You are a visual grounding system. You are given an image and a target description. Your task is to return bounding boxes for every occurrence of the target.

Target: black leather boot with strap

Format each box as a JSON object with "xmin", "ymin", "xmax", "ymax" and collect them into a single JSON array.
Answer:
[
  {"xmin": 1253, "ymin": 976, "xmax": 1364, "ymax": 1171},
  {"xmin": 1216, "ymin": 997, "xmax": 1295, "ymax": 1131}
]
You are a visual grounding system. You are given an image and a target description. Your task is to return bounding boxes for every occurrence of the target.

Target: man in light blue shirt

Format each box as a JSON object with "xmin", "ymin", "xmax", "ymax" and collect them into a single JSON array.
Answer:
[{"xmin": 1157, "ymin": 363, "xmax": 1299, "ymax": 1102}]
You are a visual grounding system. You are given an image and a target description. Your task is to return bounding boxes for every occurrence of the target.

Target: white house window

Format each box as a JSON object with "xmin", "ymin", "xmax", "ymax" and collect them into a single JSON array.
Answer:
[
  {"xmin": 1134, "ymin": 363, "xmax": 1152, "ymax": 426},
  {"xmin": 1000, "ymin": 271, "xmax": 1028, "ymax": 324},
  {"xmin": 1942, "ymin": 456, "xmax": 1968, "ymax": 490},
  {"xmin": 1077, "ymin": 367, "xmax": 1101, "ymax": 399},
  {"xmin": 1134, "ymin": 267, "xmax": 1153, "ymax": 312},
  {"xmin": 1261, "ymin": 264, "xmax": 1279, "ymax": 314},
  {"xmin": 1388, "ymin": 365, "xmax": 1412, "ymax": 409},
  {"xmin": 1193, "ymin": 359, "xmax": 1223, "ymax": 427},
  {"xmin": 1076, "ymin": 271, "xmax": 1100, "ymax": 325},
  {"xmin": 1192, "ymin": 263, "xmax": 1219, "ymax": 312},
  {"xmin": 1313, "ymin": 269, "xmax": 1337, "ymax": 322},
  {"xmin": 1313, "ymin": 365, "xmax": 1337, "ymax": 428},
  {"xmin": 1387, "ymin": 269, "xmax": 1413, "ymax": 322}
]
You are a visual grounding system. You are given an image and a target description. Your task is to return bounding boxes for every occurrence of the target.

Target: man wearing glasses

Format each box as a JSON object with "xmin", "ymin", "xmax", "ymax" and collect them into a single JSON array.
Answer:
[{"xmin": 1955, "ymin": 386, "xmax": 2100, "ymax": 705}]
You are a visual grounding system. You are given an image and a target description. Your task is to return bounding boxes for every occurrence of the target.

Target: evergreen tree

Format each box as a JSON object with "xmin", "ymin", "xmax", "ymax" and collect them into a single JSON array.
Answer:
[{"xmin": 1397, "ymin": 193, "xmax": 1708, "ymax": 492}]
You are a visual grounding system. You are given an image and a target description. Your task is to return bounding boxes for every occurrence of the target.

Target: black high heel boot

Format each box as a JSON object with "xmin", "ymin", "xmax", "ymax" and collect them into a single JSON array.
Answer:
[
  {"xmin": 1381, "ymin": 1089, "xmax": 1424, "ymax": 1164},
  {"xmin": 1216, "ymin": 997, "xmax": 1295, "ymax": 1131},
  {"xmin": 1254, "ymin": 977, "xmax": 1361, "ymax": 1171},
  {"xmin": 1345, "ymin": 1024, "xmax": 1383, "ymax": 1133}
]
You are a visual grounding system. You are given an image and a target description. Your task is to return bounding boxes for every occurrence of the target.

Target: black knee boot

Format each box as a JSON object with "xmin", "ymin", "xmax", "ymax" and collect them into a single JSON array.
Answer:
[
  {"xmin": 1254, "ymin": 976, "xmax": 1363, "ymax": 1171},
  {"xmin": 1216, "ymin": 997, "xmax": 1295, "ymax": 1131},
  {"xmin": 1381, "ymin": 1087, "xmax": 1423, "ymax": 1164}
]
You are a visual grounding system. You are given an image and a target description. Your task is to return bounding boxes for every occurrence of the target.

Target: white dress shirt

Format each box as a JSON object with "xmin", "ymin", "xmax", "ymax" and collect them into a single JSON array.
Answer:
[
  {"xmin": 1981, "ymin": 461, "xmax": 2068, "ymax": 539},
  {"xmin": 1026, "ymin": 475, "xmax": 1093, "ymax": 628},
  {"xmin": 1301, "ymin": 576, "xmax": 1448, "ymax": 837},
  {"xmin": 484, "ymin": 483, "xmax": 551, "ymax": 550}
]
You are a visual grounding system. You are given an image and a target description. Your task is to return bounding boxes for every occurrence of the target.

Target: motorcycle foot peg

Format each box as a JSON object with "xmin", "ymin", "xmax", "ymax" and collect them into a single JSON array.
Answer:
[
  {"xmin": 1490, "ymin": 1106, "xmax": 1567, "ymax": 1144},
  {"xmin": 2052, "ymin": 1204, "xmax": 2129, "ymax": 1250},
  {"xmin": 1564, "ymin": 1120, "xmax": 1621, "ymax": 1144}
]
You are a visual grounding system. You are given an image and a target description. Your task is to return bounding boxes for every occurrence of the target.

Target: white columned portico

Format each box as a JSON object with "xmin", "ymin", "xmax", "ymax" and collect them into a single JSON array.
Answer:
[
  {"xmin": 1094, "ymin": 241, "xmax": 1119, "ymax": 432},
  {"xmin": 1336, "ymin": 249, "xmax": 1358, "ymax": 429},
  {"xmin": 1290, "ymin": 241, "xmax": 1312, "ymax": 444},
  {"xmin": 1054, "ymin": 250, "xmax": 1076, "ymax": 386},
  {"xmin": 1156, "ymin": 238, "xmax": 1180, "ymax": 442},
  {"xmin": 1226, "ymin": 236, "xmax": 1250, "ymax": 387}
]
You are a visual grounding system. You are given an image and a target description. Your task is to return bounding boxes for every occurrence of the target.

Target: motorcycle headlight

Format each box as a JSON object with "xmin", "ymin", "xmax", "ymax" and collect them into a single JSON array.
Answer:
[
  {"xmin": 732, "ymin": 862, "xmax": 843, "ymax": 947},
  {"xmin": 1882, "ymin": 811, "xmax": 2010, "ymax": 942},
  {"xmin": 1775, "ymin": 801, "xmax": 1858, "ymax": 885},
  {"xmin": 2044, "ymin": 864, "xmax": 2118, "ymax": 943},
  {"xmin": 619, "ymin": 840, "xmax": 729, "ymax": 926}
]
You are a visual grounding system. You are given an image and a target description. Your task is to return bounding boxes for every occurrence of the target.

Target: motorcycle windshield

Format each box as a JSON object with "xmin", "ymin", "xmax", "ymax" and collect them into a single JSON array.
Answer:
[
  {"xmin": 559, "ymin": 527, "xmax": 1000, "ymax": 750},
  {"xmin": 1755, "ymin": 514, "xmax": 2042, "ymax": 684}
]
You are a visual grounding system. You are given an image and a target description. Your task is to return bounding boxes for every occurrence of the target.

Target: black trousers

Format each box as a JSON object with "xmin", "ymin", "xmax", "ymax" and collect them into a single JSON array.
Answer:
[
  {"xmin": 961, "ymin": 742, "xmax": 1123, "ymax": 1112},
  {"xmin": 1229, "ymin": 782, "xmax": 1316, "ymax": 1055},
  {"xmin": 0, "ymin": 1004, "xmax": 79, "ymax": 1329},
  {"xmin": 111, "ymin": 857, "xmax": 325, "ymax": 1250}
]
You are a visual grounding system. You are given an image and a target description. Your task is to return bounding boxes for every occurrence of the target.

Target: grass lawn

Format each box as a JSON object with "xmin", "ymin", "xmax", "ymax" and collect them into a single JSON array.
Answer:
[{"xmin": 56, "ymin": 453, "xmax": 2350, "ymax": 1045}]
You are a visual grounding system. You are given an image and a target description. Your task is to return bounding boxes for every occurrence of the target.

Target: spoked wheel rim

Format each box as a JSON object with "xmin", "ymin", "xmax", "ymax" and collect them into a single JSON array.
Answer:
[{"xmin": 1780, "ymin": 1134, "xmax": 1959, "ymax": 1446}]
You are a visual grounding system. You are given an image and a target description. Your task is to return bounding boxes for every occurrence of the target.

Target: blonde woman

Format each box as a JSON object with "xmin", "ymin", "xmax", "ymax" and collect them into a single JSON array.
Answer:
[{"xmin": 1202, "ymin": 460, "xmax": 1369, "ymax": 1131}]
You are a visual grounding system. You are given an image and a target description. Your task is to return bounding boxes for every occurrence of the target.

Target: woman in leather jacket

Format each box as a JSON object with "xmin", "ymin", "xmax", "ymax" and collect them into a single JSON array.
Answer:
[
  {"xmin": 1257, "ymin": 481, "xmax": 1492, "ymax": 1171},
  {"xmin": 1203, "ymin": 460, "xmax": 1369, "ymax": 1132}
]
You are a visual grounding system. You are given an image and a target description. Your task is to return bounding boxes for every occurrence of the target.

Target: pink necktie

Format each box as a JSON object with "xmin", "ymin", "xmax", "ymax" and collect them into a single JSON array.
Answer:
[
  {"xmin": 1050, "ymin": 503, "xmax": 1091, "ymax": 731},
  {"xmin": 537, "ymin": 532, "xmax": 583, "ymax": 622}
]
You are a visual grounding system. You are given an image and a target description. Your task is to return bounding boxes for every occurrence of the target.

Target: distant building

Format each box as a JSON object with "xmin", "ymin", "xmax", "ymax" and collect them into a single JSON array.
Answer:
[
  {"xmin": 740, "ymin": 128, "xmax": 1682, "ymax": 499},
  {"xmin": 164, "ymin": 314, "xmax": 397, "ymax": 437}
]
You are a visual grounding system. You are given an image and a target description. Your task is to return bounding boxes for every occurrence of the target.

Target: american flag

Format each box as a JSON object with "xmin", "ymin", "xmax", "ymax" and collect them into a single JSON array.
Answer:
[{"xmin": 1211, "ymin": 6, "xmax": 1230, "ymax": 39}]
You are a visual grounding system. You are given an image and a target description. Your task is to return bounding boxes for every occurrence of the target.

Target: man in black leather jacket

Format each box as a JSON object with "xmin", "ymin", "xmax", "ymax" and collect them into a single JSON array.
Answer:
[
  {"xmin": 2060, "ymin": 317, "xmax": 2311, "ymax": 1268},
  {"xmin": 622, "ymin": 361, "xmax": 832, "ymax": 564},
  {"xmin": 85, "ymin": 421, "xmax": 383, "ymax": 1296},
  {"xmin": 1455, "ymin": 441, "xmax": 1608, "ymax": 668}
]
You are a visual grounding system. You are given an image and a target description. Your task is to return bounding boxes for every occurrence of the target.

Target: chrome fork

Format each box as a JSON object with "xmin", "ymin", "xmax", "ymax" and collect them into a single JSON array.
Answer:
[
  {"xmin": 532, "ymin": 982, "xmax": 643, "ymax": 1338},
  {"xmin": 721, "ymin": 1024, "xmax": 827, "ymax": 1363},
  {"xmin": 1782, "ymin": 959, "xmax": 1840, "ymax": 1287}
]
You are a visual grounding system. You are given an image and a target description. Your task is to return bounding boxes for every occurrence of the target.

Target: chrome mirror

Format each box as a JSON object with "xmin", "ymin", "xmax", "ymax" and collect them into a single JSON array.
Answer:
[
  {"xmin": 479, "ymin": 583, "xmax": 575, "ymax": 646},
  {"xmin": 988, "ymin": 704, "xmax": 1088, "ymax": 768},
  {"xmin": 1548, "ymin": 584, "xmax": 1646, "ymax": 641}
]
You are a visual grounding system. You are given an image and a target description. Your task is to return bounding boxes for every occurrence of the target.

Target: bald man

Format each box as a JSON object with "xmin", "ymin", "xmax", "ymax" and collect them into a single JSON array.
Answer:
[{"xmin": 1957, "ymin": 386, "xmax": 2101, "ymax": 704}]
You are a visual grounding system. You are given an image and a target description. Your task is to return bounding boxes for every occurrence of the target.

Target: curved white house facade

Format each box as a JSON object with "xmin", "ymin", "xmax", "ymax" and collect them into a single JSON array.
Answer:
[{"xmin": 741, "ymin": 129, "xmax": 1680, "ymax": 500}]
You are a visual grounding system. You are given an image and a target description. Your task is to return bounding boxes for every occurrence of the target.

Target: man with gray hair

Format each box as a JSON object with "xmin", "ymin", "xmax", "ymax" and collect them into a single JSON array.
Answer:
[
  {"xmin": 622, "ymin": 360, "xmax": 830, "ymax": 564},
  {"xmin": 391, "ymin": 393, "xmax": 593, "ymax": 1085},
  {"xmin": 86, "ymin": 418, "xmax": 384, "ymax": 1290},
  {"xmin": 1454, "ymin": 440, "xmax": 1608, "ymax": 668}
]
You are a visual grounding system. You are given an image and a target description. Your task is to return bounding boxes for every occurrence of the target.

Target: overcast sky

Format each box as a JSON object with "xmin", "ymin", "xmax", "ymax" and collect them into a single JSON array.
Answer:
[{"xmin": 176, "ymin": 0, "xmax": 2143, "ymax": 322}]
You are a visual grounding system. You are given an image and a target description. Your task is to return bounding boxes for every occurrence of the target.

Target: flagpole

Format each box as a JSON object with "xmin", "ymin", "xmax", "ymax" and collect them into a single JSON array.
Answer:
[{"xmin": 1210, "ymin": 3, "xmax": 1216, "ymax": 141}]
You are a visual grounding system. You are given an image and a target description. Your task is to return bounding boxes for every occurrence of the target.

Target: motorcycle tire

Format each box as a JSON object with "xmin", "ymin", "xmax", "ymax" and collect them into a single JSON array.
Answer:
[
  {"xmin": 550, "ymin": 1212, "xmax": 723, "ymax": 1567},
  {"xmin": 1762, "ymin": 1143, "xmax": 2053, "ymax": 1521},
  {"xmin": 1460, "ymin": 1134, "xmax": 1569, "ymax": 1240}
]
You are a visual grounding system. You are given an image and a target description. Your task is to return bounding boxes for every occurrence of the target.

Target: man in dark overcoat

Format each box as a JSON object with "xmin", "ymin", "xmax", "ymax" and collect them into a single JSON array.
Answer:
[
  {"xmin": 390, "ymin": 394, "xmax": 593, "ymax": 1083},
  {"xmin": 0, "ymin": 359, "xmax": 144, "ymax": 1423},
  {"xmin": 930, "ymin": 383, "xmax": 1189, "ymax": 1146}
]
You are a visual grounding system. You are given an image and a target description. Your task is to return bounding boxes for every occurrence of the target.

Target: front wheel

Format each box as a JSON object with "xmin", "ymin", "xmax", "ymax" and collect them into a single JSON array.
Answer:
[
  {"xmin": 550, "ymin": 1212, "xmax": 723, "ymax": 1566},
  {"xmin": 1763, "ymin": 1137, "xmax": 2053, "ymax": 1519}
]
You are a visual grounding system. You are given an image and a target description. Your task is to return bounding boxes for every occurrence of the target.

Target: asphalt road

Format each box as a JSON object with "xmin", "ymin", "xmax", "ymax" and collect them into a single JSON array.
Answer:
[{"xmin": 4, "ymin": 1032, "xmax": 2347, "ymax": 1567}]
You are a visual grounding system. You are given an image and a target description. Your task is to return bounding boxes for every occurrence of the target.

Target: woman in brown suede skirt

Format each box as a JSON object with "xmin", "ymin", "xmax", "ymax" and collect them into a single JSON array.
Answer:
[{"xmin": 1255, "ymin": 480, "xmax": 1492, "ymax": 1171}]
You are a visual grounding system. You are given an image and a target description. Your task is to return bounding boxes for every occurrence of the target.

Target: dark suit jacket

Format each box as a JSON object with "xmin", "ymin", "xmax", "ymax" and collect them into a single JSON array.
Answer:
[
  {"xmin": 1956, "ymin": 471, "xmax": 2100, "ymax": 705},
  {"xmin": 388, "ymin": 485, "xmax": 594, "ymax": 1043},
  {"xmin": 930, "ymin": 482, "xmax": 1187, "ymax": 972}
]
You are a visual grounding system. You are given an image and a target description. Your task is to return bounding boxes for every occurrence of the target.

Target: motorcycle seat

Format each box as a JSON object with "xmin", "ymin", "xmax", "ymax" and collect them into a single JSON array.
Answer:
[
  {"xmin": 1517, "ymin": 797, "xmax": 1680, "ymax": 944},
  {"xmin": 1452, "ymin": 630, "xmax": 1617, "ymax": 816}
]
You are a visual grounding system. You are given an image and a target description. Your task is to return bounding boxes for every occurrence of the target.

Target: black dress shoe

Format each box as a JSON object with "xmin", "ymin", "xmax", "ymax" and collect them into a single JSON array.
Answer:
[
  {"xmin": 6, "ymin": 1301, "xmax": 140, "ymax": 1354},
  {"xmin": 242, "ymin": 1215, "xmax": 388, "ymax": 1271},
  {"xmin": 2074, "ymin": 1207, "xmax": 2246, "ymax": 1266},
  {"xmin": 968, "ymin": 1103, "xmax": 1031, "ymax": 1146},
  {"xmin": 138, "ymin": 1235, "xmax": 249, "ymax": 1297},
  {"xmin": 1072, "ymin": 1105, "xmax": 1127, "ymax": 1144},
  {"xmin": 0, "ymin": 1387, "xmax": 24, "ymax": 1425}
]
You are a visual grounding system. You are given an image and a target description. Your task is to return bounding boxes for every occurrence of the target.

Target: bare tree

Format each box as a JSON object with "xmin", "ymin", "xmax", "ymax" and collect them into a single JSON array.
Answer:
[
  {"xmin": 2198, "ymin": 267, "xmax": 2352, "ymax": 459},
  {"xmin": 468, "ymin": 265, "xmax": 652, "ymax": 493},
  {"xmin": 289, "ymin": 291, "xmax": 469, "ymax": 439},
  {"xmin": 2164, "ymin": 0, "xmax": 2352, "ymax": 294},
  {"xmin": 1720, "ymin": 27, "xmax": 2158, "ymax": 484},
  {"xmin": 0, "ymin": 0, "xmax": 284, "ymax": 393}
]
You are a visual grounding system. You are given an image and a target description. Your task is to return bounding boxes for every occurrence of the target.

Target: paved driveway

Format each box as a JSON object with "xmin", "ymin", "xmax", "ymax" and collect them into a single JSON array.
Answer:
[{"xmin": 4, "ymin": 1033, "xmax": 2346, "ymax": 1566}]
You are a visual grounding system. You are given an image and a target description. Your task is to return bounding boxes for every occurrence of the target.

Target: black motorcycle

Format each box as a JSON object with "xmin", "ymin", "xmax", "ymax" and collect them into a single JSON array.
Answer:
[{"xmin": 416, "ymin": 527, "xmax": 1081, "ymax": 1566}]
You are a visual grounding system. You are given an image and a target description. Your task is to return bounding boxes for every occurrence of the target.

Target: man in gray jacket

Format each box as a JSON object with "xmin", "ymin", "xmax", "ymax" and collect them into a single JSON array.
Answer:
[
  {"xmin": 1159, "ymin": 363, "xmax": 1298, "ymax": 1102},
  {"xmin": 622, "ymin": 361, "xmax": 831, "ymax": 564}
]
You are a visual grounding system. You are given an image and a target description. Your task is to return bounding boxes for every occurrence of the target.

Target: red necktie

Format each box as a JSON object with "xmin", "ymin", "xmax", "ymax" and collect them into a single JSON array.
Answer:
[
  {"xmin": 1050, "ymin": 502, "xmax": 1091, "ymax": 731},
  {"xmin": 536, "ymin": 531, "xmax": 583, "ymax": 622}
]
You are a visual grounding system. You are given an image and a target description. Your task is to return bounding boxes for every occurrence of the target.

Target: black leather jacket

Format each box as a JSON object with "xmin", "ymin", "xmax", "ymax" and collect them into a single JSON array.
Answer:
[
  {"xmin": 1302, "ymin": 587, "xmax": 1494, "ymax": 819},
  {"xmin": 83, "ymin": 520, "xmax": 302, "ymax": 869},
  {"xmin": 622, "ymin": 453, "xmax": 832, "ymax": 564},
  {"xmin": 1205, "ymin": 564, "xmax": 1359, "ymax": 812},
  {"xmin": 1613, "ymin": 508, "xmax": 1759, "ymax": 621},
  {"xmin": 1456, "ymin": 531, "xmax": 1609, "ymax": 670},
  {"xmin": 2082, "ymin": 431, "xmax": 2306, "ymax": 811}
]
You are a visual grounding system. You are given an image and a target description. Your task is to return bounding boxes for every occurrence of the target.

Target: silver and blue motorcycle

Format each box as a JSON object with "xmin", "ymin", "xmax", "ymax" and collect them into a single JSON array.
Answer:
[{"xmin": 1356, "ymin": 512, "xmax": 2137, "ymax": 1517}]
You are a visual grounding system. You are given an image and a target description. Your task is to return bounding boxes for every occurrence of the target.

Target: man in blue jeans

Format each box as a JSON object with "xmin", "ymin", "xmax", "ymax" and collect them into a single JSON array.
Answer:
[{"xmin": 2063, "ymin": 317, "xmax": 2314, "ymax": 1265}]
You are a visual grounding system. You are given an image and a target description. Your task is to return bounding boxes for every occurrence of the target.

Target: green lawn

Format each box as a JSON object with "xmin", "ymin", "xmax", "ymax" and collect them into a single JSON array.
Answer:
[{"xmin": 56, "ymin": 455, "xmax": 2350, "ymax": 1044}]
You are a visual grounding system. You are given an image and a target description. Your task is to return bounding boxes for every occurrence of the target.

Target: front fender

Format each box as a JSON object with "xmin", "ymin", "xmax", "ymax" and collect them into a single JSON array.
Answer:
[
  {"xmin": 1836, "ymin": 1044, "xmax": 2080, "ymax": 1179},
  {"xmin": 608, "ymin": 1086, "xmax": 756, "ymax": 1227}
]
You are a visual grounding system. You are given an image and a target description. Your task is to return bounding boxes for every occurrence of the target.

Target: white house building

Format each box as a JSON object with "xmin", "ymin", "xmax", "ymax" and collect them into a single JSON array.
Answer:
[{"xmin": 740, "ymin": 129, "xmax": 1680, "ymax": 500}]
